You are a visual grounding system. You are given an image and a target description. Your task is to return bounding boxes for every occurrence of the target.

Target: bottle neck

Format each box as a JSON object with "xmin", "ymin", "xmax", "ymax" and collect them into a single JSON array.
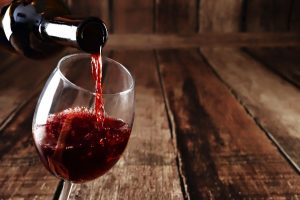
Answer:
[
  {"xmin": 0, "ymin": 1, "xmax": 108, "ymax": 57},
  {"xmin": 40, "ymin": 17, "xmax": 108, "ymax": 53}
]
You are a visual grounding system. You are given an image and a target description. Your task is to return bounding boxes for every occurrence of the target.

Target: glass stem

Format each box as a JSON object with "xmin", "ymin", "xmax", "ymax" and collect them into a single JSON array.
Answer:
[{"xmin": 59, "ymin": 181, "xmax": 73, "ymax": 200}]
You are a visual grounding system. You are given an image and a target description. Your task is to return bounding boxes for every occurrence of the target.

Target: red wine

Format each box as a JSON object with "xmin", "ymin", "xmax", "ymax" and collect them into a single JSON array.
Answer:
[
  {"xmin": 91, "ymin": 50, "xmax": 104, "ymax": 124},
  {"xmin": 33, "ymin": 107, "xmax": 131, "ymax": 183}
]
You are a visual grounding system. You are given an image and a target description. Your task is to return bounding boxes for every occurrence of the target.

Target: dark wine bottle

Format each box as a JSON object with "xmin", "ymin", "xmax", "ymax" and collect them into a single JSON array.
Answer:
[{"xmin": 0, "ymin": 0, "xmax": 108, "ymax": 58}]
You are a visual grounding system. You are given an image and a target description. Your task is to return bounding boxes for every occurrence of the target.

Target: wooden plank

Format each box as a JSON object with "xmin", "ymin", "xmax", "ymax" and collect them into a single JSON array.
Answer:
[
  {"xmin": 0, "ymin": 50, "xmax": 72, "ymax": 130},
  {"xmin": 154, "ymin": 1, "xmax": 200, "ymax": 198},
  {"xmin": 67, "ymin": 51, "xmax": 183, "ymax": 199},
  {"xmin": 0, "ymin": 98, "xmax": 59, "ymax": 199},
  {"xmin": 62, "ymin": 0, "xmax": 110, "ymax": 30},
  {"xmin": 245, "ymin": 0, "xmax": 293, "ymax": 31},
  {"xmin": 155, "ymin": 0, "xmax": 198, "ymax": 33},
  {"xmin": 246, "ymin": 48, "xmax": 300, "ymax": 88},
  {"xmin": 199, "ymin": 0, "xmax": 242, "ymax": 32},
  {"xmin": 201, "ymin": 47, "xmax": 300, "ymax": 173},
  {"xmin": 157, "ymin": 49, "xmax": 300, "ymax": 199},
  {"xmin": 113, "ymin": 0, "xmax": 154, "ymax": 33},
  {"xmin": 105, "ymin": 33, "xmax": 300, "ymax": 50}
]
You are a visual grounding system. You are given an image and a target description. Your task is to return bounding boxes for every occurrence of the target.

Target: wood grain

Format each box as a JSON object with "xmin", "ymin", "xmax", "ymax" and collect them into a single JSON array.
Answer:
[
  {"xmin": 157, "ymin": 49, "xmax": 300, "ymax": 199},
  {"xmin": 246, "ymin": 48, "xmax": 300, "ymax": 88},
  {"xmin": 0, "ymin": 99, "xmax": 58, "ymax": 200},
  {"xmin": 155, "ymin": 0, "xmax": 198, "ymax": 33},
  {"xmin": 199, "ymin": 0, "xmax": 242, "ymax": 32},
  {"xmin": 62, "ymin": 0, "xmax": 110, "ymax": 30},
  {"xmin": 245, "ymin": 0, "xmax": 293, "ymax": 32},
  {"xmin": 68, "ymin": 51, "xmax": 183, "ymax": 200},
  {"xmin": 202, "ymin": 47, "xmax": 300, "ymax": 172},
  {"xmin": 105, "ymin": 33, "xmax": 300, "ymax": 49},
  {"xmin": 1, "ymin": 1, "xmax": 300, "ymax": 199},
  {"xmin": 0, "ymin": 50, "xmax": 70, "ymax": 131},
  {"xmin": 113, "ymin": 0, "xmax": 154, "ymax": 33}
]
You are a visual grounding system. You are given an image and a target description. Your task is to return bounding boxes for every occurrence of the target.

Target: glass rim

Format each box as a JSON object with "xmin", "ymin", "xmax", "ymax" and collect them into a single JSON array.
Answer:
[{"xmin": 57, "ymin": 53, "xmax": 135, "ymax": 96}]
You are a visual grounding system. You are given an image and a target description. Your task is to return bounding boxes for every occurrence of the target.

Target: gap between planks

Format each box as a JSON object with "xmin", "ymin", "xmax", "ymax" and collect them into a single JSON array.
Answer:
[
  {"xmin": 106, "ymin": 33, "xmax": 300, "ymax": 50},
  {"xmin": 0, "ymin": 49, "xmax": 78, "ymax": 134},
  {"xmin": 200, "ymin": 48, "xmax": 300, "ymax": 176},
  {"xmin": 244, "ymin": 48, "xmax": 300, "ymax": 89},
  {"xmin": 158, "ymin": 49, "xmax": 300, "ymax": 198},
  {"xmin": 64, "ymin": 50, "xmax": 183, "ymax": 199},
  {"xmin": 0, "ymin": 71, "xmax": 50, "ymax": 133},
  {"xmin": 198, "ymin": 49, "xmax": 300, "ymax": 174},
  {"xmin": 154, "ymin": 50, "xmax": 190, "ymax": 200}
]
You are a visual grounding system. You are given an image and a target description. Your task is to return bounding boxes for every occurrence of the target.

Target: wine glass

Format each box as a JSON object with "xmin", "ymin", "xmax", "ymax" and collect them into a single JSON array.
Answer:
[{"xmin": 32, "ymin": 53, "xmax": 135, "ymax": 199}]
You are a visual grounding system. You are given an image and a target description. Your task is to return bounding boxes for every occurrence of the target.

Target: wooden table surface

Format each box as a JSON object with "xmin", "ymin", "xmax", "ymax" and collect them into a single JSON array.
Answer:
[
  {"xmin": 1, "ymin": 0, "xmax": 300, "ymax": 199},
  {"xmin": 0, "ymin": 45, "xmax": 300, "ymax": 199}
]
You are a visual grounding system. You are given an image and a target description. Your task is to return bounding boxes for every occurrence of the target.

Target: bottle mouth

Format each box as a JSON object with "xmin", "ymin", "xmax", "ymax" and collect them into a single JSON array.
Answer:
[
  {"xmin": 40, "ymin": 17, "xmax": 108, "ymax": 54},
  {"xmin": 77, "ymin": 17, "xmax": 108, "ymax": 54}
]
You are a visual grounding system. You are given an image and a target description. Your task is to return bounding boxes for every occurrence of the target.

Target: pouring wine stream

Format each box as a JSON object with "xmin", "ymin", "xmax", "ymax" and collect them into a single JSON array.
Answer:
[{"xmin": 91, "ymin": 46, "xmax": 105, "ymax": 126}]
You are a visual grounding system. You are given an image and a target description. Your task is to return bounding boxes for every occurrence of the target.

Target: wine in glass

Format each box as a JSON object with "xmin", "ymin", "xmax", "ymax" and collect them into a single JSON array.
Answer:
[{"xmin": 32, "ymin": 53, "xmax": 134, "ymax": 199}]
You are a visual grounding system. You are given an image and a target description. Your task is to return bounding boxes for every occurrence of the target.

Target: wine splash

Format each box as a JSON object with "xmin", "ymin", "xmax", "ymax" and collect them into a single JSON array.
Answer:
[{"xmin": 35, "ymin": 108, "xmax": 131, "ymax": 182}]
